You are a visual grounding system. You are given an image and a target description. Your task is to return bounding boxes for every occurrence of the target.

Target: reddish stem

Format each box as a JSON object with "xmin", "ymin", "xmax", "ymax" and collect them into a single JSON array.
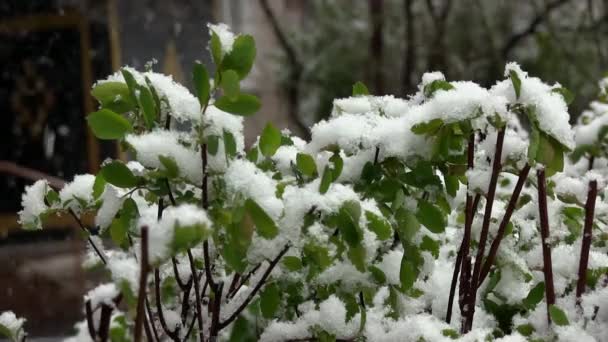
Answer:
[
  {"xmin": 466, "ymin": 127, "xmax": 506, "ymax": 332},
  {"xmin": 446, "ymin": 133, "xmax": 476, "ymax": 324},
  {"xmin": 134, "ymin": 226, "xmax": 150, "ymax": 342},
  {"xmin": 537, "ymin": 168, "xmax": 556, "ymax": 324},
  {"xmin": 576, "ymin": 180, "xmax": 598, "ymax": 301},
  {"xmin": 219, "ymin": 244, "xmax": 290, "ymax": 329},
  {"xmin": 188, "ymin": 249, "xmax": 205, "ymax": 342},
  {"xmin": 478, "ymin": 163, "xmax": 531, "ymax": 285}
]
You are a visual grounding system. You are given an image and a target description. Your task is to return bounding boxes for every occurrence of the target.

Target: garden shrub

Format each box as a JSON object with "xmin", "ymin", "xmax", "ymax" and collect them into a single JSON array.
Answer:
[{"xmin": 2, "ymin": 23, "xmax": 608, "ymax": 342}]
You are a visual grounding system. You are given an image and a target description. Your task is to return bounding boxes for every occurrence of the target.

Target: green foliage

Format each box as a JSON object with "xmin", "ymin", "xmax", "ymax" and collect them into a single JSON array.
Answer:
[
  {"xmin": 100, "ymin": 161, "xmax": 138, "ymax": 188},
  {"xmin": 352, "ymin": 81, "xmax": 369, "ymax": 96},
  {"xmin": 215, "ymin": 94, "xmax": 261, "ymax": 116},
  {"xmin": 91, "ymin": 82, "xmax": 135, "ymax": 113},
  {"xmin": 87, "ymin": 109, "xmax": 132, "ymax": 140},
  {"xmin": 260, "ymin": 283, "xmax": 281, "ymax": 318},
  {"xmin": 221, "ymin": 35, "xmax": 256, "ymax": 79},
  {"xmin": 509, "ymin": 70, "xmax": 522, "ymax": 99},
  {"xmin": 193, "ymin": 62, "xmax": 210, "ymax": 107},
  {"xmin": 424, "ymin": 79, "xmax": 454, "ymax": 98},
  {"xmin": 296, "ymin": 153, "xmax": 318, "ymax": 177},
  {"xmin": 221, "ymin": 70, "xmax": 241, "ymax": 99},
  {"xmin": 245, "ymin": 198, "xmax": 278, "ymax": 239},
  {"xmin": 259, "ymin": 123, "xmax": 282, "ymax": 157},
  {"xmin": 548, "ymin": 305, "xmax": 569, "ymax": 326}
]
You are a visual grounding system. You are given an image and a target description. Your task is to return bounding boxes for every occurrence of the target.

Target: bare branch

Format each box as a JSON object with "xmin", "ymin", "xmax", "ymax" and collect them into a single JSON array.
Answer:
[
  {"xmin": 537, "ymin": 168, "xmax": 556, "ymax": 324},
  {"xmin": 576, "ymin": 180, "xmax": 598, "ymax": 301},
  {"xmin": 465, "ymin": 127, "xmax": 506, "ymax": 332},
  {"xmin": 501, "ymin": 0, "xmax": 572, "ymax": 58},
  {"xmin": 220, "ymin": 244, "xmax": 290, "ymax": 329},
  {"xmin": 258, "ymin": 0, "xmax": 309, "ymax": 138},
  {"xmin": 134, "ymin": 227, "xmax": 150, "ymax": 342},
  {"xmin": 0, "ymin": 160, "xmax": 65, "ymax": 189},
  {"xmin": 187, "ymin": 250, "xmax": 205, "ymax": 342},
  {"xmin": 478, "ymin": 163, "xmax": 531, "ymax": 285}
]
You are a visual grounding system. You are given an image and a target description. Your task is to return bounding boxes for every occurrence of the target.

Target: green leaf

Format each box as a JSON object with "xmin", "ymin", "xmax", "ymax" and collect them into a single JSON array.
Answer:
[
  {"xmin": 246, "ymin": 146, "xmax": 259, "ymax": 163},
  {"xmin": 223, "ymin": 130, "xmax": 237, "ymax": 158},
  {"xmin": 245, "ymin": 198, "xmax": 278, "ymax": 239},
  {"xmin": 523, "ymin": 282, "xmax": 545, "ymax": 309},
  {"xmin": 442, "ymin": 329, "xmax": 459, "ymax": 339},
  {"xmin": 549, "ymin": 305, "xmax": 569, "ymax": 326},
  {"xmin": 172, "ymin": 223, "xmax": 208, "ymax": 253},
  {"xmin": 444, "ymin": 174, "xmax": 459, "ymax": 197},
  {"xmin": 207, "ymin": 135, "xmax": 220, "ymax": 156},
  {"xmin": 337, "ymin": 201, "xmax": 363, "ymax": 246},
  {"xmin": 369, "ymin": 265, "xmax": 387, "ymax": 284},
  {"xmin": 221, "ymin": 69, "xmax": 240, "ymax": 99},
  {"xmin": 424, "ymin": 80, "xmax": 454, "ymax": 97},
  {"xmin": 87, "ymin": 109, "xmax": 133, "ymax": 140},
  {"xmin": 416, "ymin": 200, "xmax": 446, "ymax": 233},
  {"xmin": 420, "ymin": 236, "xmax": 440, "ymax": 258},
  {"xmin": 352, "ymin": 81, "xmax": 369, "ymax": 96},
  {"xmin": 365, "ymin": 211, "xmax": 392, "ymax": 240},
  {"xmin": 215, "ymin": 93, "xmax": 261, "ymax": 116},
  {"xmin": 210, "ymin": 32, "xmax": 223, "ymax": 67},
  {"xmin": 260, "ymin": 283, "xmax": 281, "ymax": 319},
  {"xmin": 228, "ymin": 315, "xmax": 257, "ymax": 342},
  {"xmin": 92, "ymin": 173, "xmax": 106, "ymax": 199},
  {"xmin": 395, "ymin": 208, "xmax": 420, "ymax": 242},
  {"xmin": 121, "ymin": 68, "xmax": 139, "ymax": 103},
  {"xmin": 158, "ymin": 155, "xmax": 179, "ymax": 178},
  {"xmin": 411, "ymin": 118, "xmax": 443, "ymax": 135},
  {"xmin": 259, "ymin": 123, "xmax": 282, "ymax": 157},
  {"xmin": 516, "ymin": 324, "xmax": 534, "ymax": 337},
  {"xmin": 282, "ymin": 256, "xmax": 303, "ymax": 271},
  {"xmin": 552, "ymin": 87, "xmax": 574, "ymax": 105},
  {"xmin": 45, "ymin": 189, "xmax": 60, "ymax": 206},
  {"xmin": 110, "ymin": 217, "xmax": 128, "ymax": 247},
  {"xmin": 223, "ymin": 219, "xmax": 253, "ymax": 273},
  {"xmin": 347, "ymin": 244, "xmax": 367, "ymax": 272},
  {"xmin": 144, "ymin": 76, "xmax": 161, "ymax": 111},
  {"xmin": 329, "ymin": 152, "xmax": 343, "ymax": 181},
  {"xmin": 296, "ymin": 153, "xmax": 317, "ymax": 177},
  {"xmin": 137, "ymin": 85, "xmax": 156, "ymax": 129},
  {"xmin": 101, "ymin": 161, "xmax": 138, "ymax": 188},
  {"xmin": 319, "ymin": 166, "xmax": 333, "ymax": 194},
  {"xmin": 91, "ymin": 81, "xmax": 135, "ymax": 113},
  {"xmin": 509, "ymin": 70, "xmax": 522, "ymax": 99},
  {"xmin": 400, "ymin": 256, "xmax": 416, "ymax": 292},
  {"xmin": 193, "ymin": 62, "xmax": 210, "ymax": 107},
  {"xmin": 221, "ymin": 34, "xmax": 256, "ymax": 79}
]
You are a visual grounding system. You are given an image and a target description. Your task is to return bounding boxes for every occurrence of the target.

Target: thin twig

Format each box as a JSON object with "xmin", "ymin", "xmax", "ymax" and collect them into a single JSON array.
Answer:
[
  {"xmin": 154, "ymin": 269, "xmax": 180, "ymax": 341},
  {"xmin": 145, "ymin": 298, "xmax": 160, "ymax": 342},
  {"xmin": 210, "ymin": 281, "xmax": 225, "ymax": 339},
  {"xmin": 134, "ymin": 226, "xmax": 150, "ymax": 342},
  {"xmin": 98, "ymin": 304, "xmax": 113, "ymax": 342},
  {"xmin": 180, "ymin": 277, "xmax": 193, "ymax": 324},
  {"xmin": 228, "ymin": 263, "xmax": 262, "ymax": 299},
  {"xmin": 465, "ymin": 128, "xmax": 505, "ymax": 331},
  {"xmin": 172, "ymin": 257, "xmax": 188, "ymax": 290},
  {"xmin": 576, "ymin": 180, "xmax": 598, "ymax": 301},
  {"xmin": 0, "ymin": 160, "xmax": 65, "ymax": 189},
  {"xmin": 68, "ymin": 208, "xmax": 107, "ymax": 264},
  {"xmin": 188, "ymin": 250, "xmax": 205, "ymax": 342},
  {"xmin": 219, "ymin": 244, "xmax": 290, "ymax": 329},
  {"xmin": 478, "ymin": 163, "xmax": 531, "ymax": 285},
  {"xmin": 501, "ymin": 0, "xmax": 572, "ymax": 58},
  {"xmin": 537, "ymin": 168, "xmax": 556, "ymax": 324},
  {"xmin": 446, "ymin": 133, "xmax": 476, "ymax": 324},
  {"xmin": 85, "ymin": 300, "xmax": 96, "ymax": 339},
  {"xmin": 203, "ymin": 241, "xmax": 216, "ymax": 290}
]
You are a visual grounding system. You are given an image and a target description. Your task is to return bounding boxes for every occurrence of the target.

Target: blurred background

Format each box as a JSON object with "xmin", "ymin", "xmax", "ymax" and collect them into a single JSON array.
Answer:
[{"xmin": 0, "ymin": 0, "xmax": 606, "ymax": 338}]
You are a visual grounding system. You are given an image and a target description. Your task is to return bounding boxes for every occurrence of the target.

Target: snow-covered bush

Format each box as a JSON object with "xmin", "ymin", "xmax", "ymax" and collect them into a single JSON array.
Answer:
[{"xmin": 2, "ymin": 24, "xmax": 607, "ymax": 342}]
